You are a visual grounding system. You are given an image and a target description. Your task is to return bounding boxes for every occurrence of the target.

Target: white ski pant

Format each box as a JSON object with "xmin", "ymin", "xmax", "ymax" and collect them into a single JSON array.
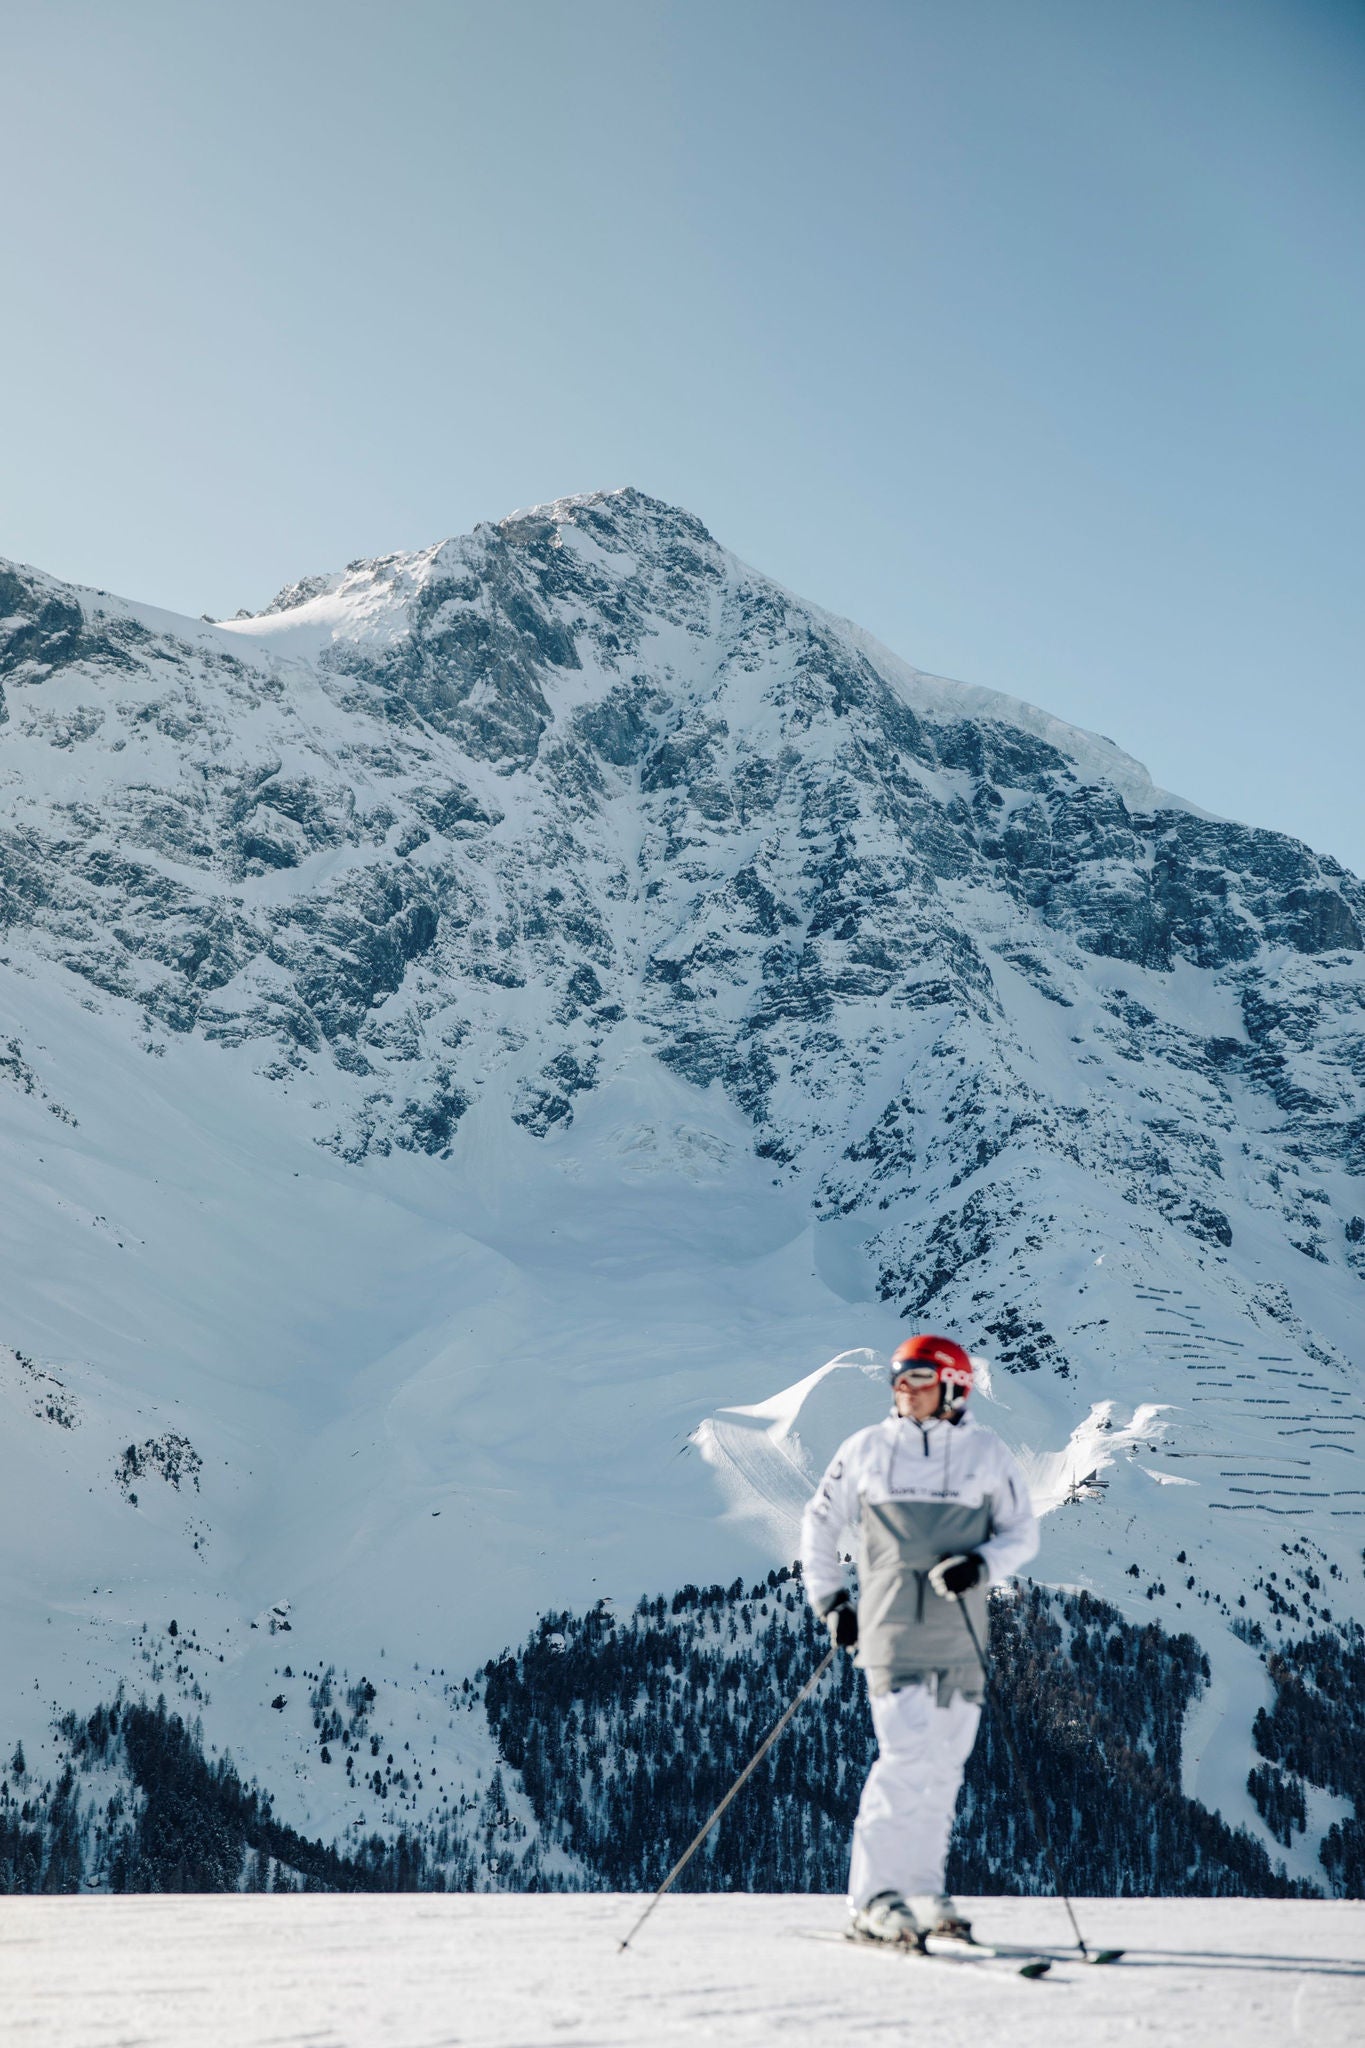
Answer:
[{"xmin": 848, "ymin": 1682, "xmax": 981, "ymax": 1908}]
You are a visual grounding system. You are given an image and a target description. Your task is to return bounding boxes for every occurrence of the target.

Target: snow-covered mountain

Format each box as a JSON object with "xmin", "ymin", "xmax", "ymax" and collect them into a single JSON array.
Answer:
[{"xmin": 2, "ymin": 489, "xmax": 1362, "ymax": 1890}]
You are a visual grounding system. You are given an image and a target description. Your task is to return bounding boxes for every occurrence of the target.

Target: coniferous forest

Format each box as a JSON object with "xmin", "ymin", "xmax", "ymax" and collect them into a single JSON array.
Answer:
[
  {"xmin": 3, "ymin": 1573, "xmax": 1353, "ymax": 1896},
  {"xmin": 482, "ymin": 1573, "xmax": 1309, "ymax": 1897}
]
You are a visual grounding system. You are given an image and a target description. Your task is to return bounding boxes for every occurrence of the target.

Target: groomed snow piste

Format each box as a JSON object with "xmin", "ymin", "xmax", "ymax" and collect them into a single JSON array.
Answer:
[{"xmin": 5, "ymin": 1896, "xmax": 1363, "ymax": 2046}]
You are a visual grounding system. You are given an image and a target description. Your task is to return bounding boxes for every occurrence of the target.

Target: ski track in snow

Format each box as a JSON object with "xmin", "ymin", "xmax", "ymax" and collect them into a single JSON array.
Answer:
[{"xmin": 3, "ymin": 1897, "xmax": 1363, "ymax": 2047}]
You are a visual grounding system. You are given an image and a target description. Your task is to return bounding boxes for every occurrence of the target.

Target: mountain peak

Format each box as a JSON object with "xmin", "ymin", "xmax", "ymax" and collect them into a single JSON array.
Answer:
[{"xmin": 211, "ymin": 492, "xmax": 1186, "ymax": 822}]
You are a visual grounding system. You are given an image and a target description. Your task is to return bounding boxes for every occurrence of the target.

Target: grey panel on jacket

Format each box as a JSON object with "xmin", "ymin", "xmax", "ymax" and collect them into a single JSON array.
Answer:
[{"xmin": 856, "ymin": 1497, "xmax": 993, "ymax": 1701}]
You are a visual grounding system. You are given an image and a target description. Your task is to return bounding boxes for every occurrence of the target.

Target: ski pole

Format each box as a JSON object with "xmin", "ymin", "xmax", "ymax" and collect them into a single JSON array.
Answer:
[
  {"xmin": 617, "ymin": 1643, "xmax": 837, "ymax": 1953},
  {"xmin": 956, "ymin": 1597, "xmax": 1090, "ymax": 1958}
]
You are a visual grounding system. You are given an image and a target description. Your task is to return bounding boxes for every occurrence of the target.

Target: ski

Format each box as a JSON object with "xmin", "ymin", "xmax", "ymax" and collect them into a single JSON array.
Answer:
[
  {"xmin": 931, "ymin": 1935, "xmax": 1125, "ymax": 1967},
  {"xmin": 798, "ymin": 1928, "xmax": 1052, "ymax": 1978}
]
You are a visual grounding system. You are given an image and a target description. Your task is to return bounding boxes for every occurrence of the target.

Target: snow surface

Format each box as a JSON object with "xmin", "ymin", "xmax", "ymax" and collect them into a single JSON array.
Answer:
[{"xmin": 4, "ymin": 1897, "xmax": 1363, "ymax": 2047}]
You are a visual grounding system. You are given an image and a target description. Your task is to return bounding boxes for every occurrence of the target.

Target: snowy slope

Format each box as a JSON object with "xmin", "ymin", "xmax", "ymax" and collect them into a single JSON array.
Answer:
[
  {"xmin": 6, "ymin": 1896, "xmax": 1365, "ymax": 2047},
  {"xmin": 1, "ymin": 491, "xmax": 1362, "ymax": 1884}
]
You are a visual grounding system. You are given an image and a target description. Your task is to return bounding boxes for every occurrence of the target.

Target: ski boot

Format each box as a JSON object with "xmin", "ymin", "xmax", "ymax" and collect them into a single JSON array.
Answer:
[
  {"xmin": 911, "ymin": 1893, "xmax": 973, "ymax": 1942},
  {"xmin": 849, "ymin": 1892, "xmax": 927, "ymax": 1948}
]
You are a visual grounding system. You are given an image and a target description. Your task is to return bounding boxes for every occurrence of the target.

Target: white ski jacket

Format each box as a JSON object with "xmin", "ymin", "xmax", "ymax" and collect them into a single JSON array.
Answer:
[{"xmin": 800, "ymin": 1411, "xmax": 1039, "ymax": 1699}]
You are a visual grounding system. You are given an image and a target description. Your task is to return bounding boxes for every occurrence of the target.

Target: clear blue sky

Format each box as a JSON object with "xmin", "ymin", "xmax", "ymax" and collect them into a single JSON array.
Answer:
[{"xmin": 4, "ymin": 0, "xmax": 1363, "ymax": 870}]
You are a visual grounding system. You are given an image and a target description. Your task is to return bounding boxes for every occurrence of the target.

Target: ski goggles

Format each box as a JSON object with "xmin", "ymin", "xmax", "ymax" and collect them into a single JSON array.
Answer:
[{"xmin": 891, "ymin": 1365, "xmax": 940, "ymax": 1386}]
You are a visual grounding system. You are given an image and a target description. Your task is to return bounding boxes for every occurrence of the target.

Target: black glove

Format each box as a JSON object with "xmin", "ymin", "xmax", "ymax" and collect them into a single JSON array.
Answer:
[
  {"xmin": 821, "ymin": 1590, "xmax": 858, "ymax": 1649},
  {"xmin": 927, "ymin": 1552, "xmax": 987, "ymax": 1601}
]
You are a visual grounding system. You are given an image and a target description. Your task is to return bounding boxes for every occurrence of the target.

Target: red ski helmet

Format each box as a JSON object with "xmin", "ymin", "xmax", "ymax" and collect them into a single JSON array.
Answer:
[{"xmin": 889, "ymin": 1334, "xmax": 974, "ymax": 1414}]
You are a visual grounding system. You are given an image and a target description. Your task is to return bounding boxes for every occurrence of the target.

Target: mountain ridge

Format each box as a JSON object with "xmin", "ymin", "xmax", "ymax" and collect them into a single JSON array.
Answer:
[{"xmin": 214, "ymin": 487, "xmax": 1203, "ymax": 818}]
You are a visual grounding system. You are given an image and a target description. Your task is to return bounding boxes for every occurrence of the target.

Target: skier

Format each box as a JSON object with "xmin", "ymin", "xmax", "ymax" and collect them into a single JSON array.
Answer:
[{"xmin": 800, "ymin": 1333, "xmax": 1039, "ymax": 1947}]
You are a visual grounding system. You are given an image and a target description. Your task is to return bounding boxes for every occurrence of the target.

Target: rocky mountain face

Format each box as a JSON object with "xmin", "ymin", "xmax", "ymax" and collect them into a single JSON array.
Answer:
[
  {"xmin": 1, "ymin": 489, "xmax": 1362, "ymax": 1892},
  {"xmin": 4, "ymin": 490, "xmax": 1362, "ymax": 1210}
]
